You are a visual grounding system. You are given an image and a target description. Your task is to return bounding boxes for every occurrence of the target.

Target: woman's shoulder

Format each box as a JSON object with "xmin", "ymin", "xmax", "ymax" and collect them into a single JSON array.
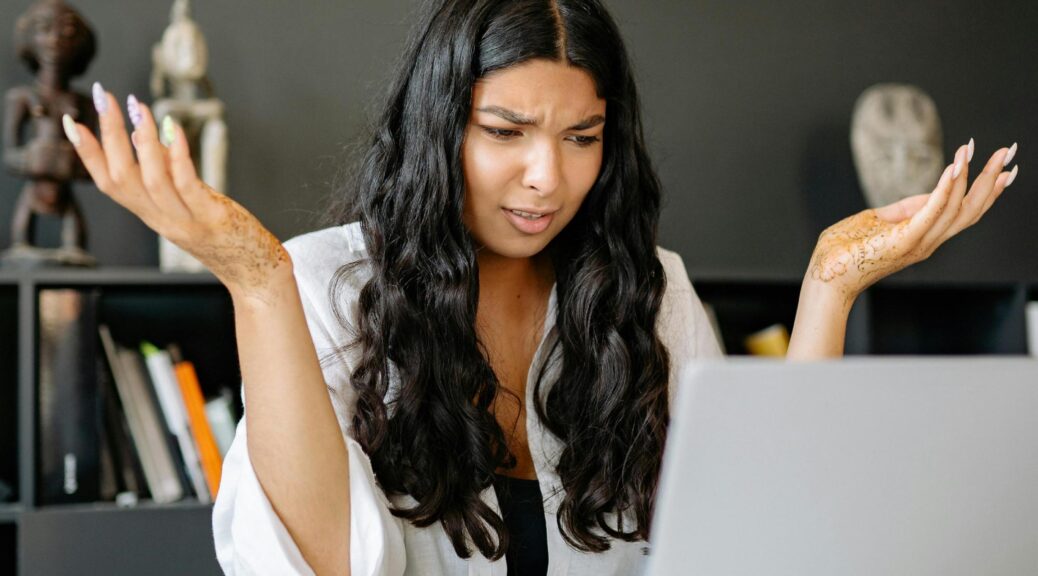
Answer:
[
  {"xmin": 654, "ymin": 244, "xmax": 724, "ymax": 363},
  {"xmin": 283, "ymin": 221, "xmax": 368, "ymax": 273},
  {"xmin": 282, "ymin": 221, "xmax": 370, "ymax": 299},
  {"xmin": 655, "ymin": 245, "xmax": 695, "ymax": 293},
  {"xmin": 279, "ymin": 222, "xmax": 371, "ymax": 352}
]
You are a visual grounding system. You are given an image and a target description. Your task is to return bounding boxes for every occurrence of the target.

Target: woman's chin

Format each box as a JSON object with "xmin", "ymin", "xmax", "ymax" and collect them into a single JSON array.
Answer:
[{"xmin": 477, "ymin": 235, "xmax": 552, "ymax": 261}]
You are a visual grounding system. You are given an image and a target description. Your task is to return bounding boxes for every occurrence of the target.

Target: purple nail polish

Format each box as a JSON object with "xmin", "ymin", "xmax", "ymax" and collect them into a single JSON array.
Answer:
[
  {"xmin": 127, "ymin": 94, "xmax": 142, "ymax": 128},
  {"xmin": 92, "ymin": 82, "xmax": 108, "ymax": 114}
]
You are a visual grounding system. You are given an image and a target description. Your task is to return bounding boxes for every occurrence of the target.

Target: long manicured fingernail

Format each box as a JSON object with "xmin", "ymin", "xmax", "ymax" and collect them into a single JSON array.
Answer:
[
  {"xmin": 127, "ymin": 94, "xmax": 142, "ymax": 128},
  {"xmin": 92, "ymin": 81, "xmax": 107, "ymax": 114},
  {"xmin": 161, "ymin": 116, "xmax": 176, "ymax": 147},
  {"xmin": 62, "ymin": 114, "xmax": 81, "ymax": 146},
  {"xmin": 1005, "ymin": 165, "xmax": 1019, "ymax": 188},
  {"xmin": 1004, "ymin": 142, "xmax": 1018, "ymax": 167},
  {"xmin": 967, "ymin": 138, "xmax": 975, "ymax": 162}
]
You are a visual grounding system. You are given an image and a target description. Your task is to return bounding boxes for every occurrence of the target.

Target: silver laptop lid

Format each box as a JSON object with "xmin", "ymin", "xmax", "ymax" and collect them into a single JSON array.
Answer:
[{"xmin": 648, "ymin": 358, "xmax": 1038, "ymax": 576}]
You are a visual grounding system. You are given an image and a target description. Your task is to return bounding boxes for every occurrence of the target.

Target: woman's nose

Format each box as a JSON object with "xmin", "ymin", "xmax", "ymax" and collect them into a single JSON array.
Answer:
[{"xmin": 521, "ymin": 140, "xmax": 561, "ymax": 196}]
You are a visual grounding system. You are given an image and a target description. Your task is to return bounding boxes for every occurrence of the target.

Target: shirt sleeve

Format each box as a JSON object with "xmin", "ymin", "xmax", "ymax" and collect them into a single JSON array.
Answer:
[
  {"xmin": 212, "ymin": 229, "xmax": 406, "ymax": 576},
  {"xmin": 656, "ymin": 248, "xmax": 725, "ymax": 406}
]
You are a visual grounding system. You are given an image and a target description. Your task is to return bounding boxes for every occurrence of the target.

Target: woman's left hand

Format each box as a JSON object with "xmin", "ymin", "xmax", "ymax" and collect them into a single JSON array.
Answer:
[{"xmin": 807, "ymin": 140, "xmax": 1019, "ymax": 304}]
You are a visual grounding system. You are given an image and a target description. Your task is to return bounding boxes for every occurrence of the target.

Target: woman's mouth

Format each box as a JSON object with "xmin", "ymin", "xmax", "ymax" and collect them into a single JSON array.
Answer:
[{"xmin": 502, "ymin": 207, "xmax": 554, "ymax": 234}]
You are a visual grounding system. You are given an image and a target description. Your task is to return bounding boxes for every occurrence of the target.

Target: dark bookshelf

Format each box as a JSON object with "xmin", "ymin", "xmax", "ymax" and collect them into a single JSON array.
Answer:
[
  {"xmin": 0, "ymin": 503, "xmax": 20, "ymax": 523},
  {"xmin": 1, "ymin": 266, "xmax": 235, "ymax": 576},
  {"xmin": 21, "ymin": 501, "xmax": 215, "ymax": 576},
  {"xmin": 3, "ymin": 264, "xmax": 1037, "ymax": 575},
  {"xmin": 692, "ymin": 278, "xmax": 801, "ymax": 356},
  {"xmin": 1, "ymin": 283, "xmax": 18, "ymax": 509},
  {"xmin": 690, "ymin": 272, "xmax": 1038, "ymax": 357},
  {"xmin": 0, "ymin": 522, "xmax": 15, "ymax": 576},
  {"xmin": 865, "ymin": 284, "xmax": 1027, "ymax": 355}
]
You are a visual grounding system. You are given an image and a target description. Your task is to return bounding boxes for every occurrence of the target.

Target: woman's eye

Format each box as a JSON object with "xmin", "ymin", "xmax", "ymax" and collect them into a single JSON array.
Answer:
[
  {"xmin": 482, "ymin": 127, "xmax": 521, "ymax": 140},
  {"xmin": 568, "ymin": 135, "xmax": 601, "ymax": 147}
]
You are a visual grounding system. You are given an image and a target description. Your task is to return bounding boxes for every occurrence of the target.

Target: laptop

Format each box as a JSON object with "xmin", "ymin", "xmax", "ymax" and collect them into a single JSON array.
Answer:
[{"xmin": 647, "ymin": 358, "xmax": 1038, "ymax": 576}]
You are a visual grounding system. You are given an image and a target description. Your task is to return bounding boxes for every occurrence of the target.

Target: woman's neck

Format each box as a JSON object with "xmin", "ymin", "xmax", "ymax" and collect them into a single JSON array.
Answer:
[{"xmin": 475, "ymin": 249, "xmax": 552, "ymax": 296}]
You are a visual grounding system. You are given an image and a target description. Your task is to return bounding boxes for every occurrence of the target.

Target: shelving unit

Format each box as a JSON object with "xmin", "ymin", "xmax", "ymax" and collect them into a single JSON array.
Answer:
[
  {"xmin": 0, "ymin": 267, "xmax": 237, "ymax": 576},
  {"xmin": 690, "ymin": 272, "xmax": 1037, "ymax": 357},
  {"xmin": 2, "ymin": 263, "xmax": 1036, "ymax": 575}
]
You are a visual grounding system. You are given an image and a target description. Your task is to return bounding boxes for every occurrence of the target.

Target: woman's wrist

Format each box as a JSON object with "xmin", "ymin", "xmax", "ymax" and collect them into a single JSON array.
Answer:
[
  {"xmin": 786, "ymin": 274, "xmax": 857, "ymax": 360},
  {"xmin": 227, "ymin": 259, "xmax": 298, "ymax": 311}
]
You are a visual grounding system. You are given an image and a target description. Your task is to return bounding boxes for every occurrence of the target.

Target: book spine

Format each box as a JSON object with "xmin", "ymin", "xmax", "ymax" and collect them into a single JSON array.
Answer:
[
  {"xmin": 37, "ymin": 289, "xmax": 102, "ymax": 505},
  {"xmin": 142, "ymin": 345, "xmax": 211, "ymax": 503},
  {"xmin": 175, "ymin": 360, "xmax": 224, "ymax": 498},
  {"xmin": 119, "ymin": 348, "xmax": 186, "ymax": 504},
  {"xmin": 1026, "ymin": 302, "xmax": 1038, "ymax": 357},
  {"xmin": 96, "ymin": 353, "xmax": 144, "ymax": 497},
  {"xmin": 99, "ymin": 325, "xmax": 164, "ymax": 501},
  {"xmin": 204, "ymin": 392, "xmax": 237, "ymax": 458}
]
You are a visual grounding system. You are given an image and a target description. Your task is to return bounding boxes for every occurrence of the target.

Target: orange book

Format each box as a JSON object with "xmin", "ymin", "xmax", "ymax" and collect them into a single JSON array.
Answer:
[{"xmin": 174, "ymin": 360, "xmax": 223, "ymax": 498}]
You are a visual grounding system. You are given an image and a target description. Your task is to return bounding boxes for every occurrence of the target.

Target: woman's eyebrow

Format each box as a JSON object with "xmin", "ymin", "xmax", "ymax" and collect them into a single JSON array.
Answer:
[
  {"xmin": 476, "ymin": 106, "xmax": 537, "ymax": 125},
  {"xmin": 567, "ymin": 115, "xmax": 606, "ymax": 131},
  {"xmin": 476, "ymin": 106, "xmax": 605, "ymax": 130}
]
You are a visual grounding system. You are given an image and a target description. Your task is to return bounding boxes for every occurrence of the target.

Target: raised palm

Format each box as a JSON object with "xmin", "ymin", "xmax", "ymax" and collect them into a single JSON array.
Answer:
[
  {"xmin": 809, "ymin": 141, "xmax": 1019, "ymax": 302},
  {"xmin": 62, "ymin": 84, "xmax": 290, "ymax": 305}
]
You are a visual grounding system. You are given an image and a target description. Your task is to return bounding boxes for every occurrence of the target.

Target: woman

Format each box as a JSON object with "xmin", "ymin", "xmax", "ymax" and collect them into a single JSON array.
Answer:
[{"xmin": 61, "ymin": 0, "xmax": 1018, "ymax": 574}]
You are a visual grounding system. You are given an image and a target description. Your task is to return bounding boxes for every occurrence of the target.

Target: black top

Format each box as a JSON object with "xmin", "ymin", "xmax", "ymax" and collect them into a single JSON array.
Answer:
[{"xmin": 493, "ymin": 474, "xmax": 549, "ymax": 576}]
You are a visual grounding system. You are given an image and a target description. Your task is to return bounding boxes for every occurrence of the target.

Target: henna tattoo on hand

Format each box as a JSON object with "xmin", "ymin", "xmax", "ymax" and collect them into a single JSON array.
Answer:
[
  {"xmin": 183, "ymin": 186, "xmax": 290, "ymax": 303},
  {"xmin": 809, "ymin": 210, "xmax": 913, "ymax": 299}
]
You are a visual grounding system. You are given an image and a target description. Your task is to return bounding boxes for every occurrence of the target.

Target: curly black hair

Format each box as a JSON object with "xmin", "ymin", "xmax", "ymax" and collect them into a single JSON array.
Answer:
[{"xmin": 329, "ymin": 0, "xmax": 671, "ymax": 560}]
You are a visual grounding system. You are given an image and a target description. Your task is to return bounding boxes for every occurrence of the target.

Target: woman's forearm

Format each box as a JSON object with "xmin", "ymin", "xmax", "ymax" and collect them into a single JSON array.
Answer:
[
  {"xmin": 232, "ymin": 270, "xmax": 351, "ymax": 576},
  {"xmin": 787, "ymin": 276, "xmax": 854, "ymax": 360}
]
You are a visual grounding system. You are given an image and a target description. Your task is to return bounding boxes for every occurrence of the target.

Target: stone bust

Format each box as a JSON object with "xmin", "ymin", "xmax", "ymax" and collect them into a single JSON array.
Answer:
[
  {"xmin": 850, "ymin": 84, "xmax": 945, "ymax": 209},
  {"xmin": 150, "ymin": 0, "xmax": 228, "ymax": 272}
]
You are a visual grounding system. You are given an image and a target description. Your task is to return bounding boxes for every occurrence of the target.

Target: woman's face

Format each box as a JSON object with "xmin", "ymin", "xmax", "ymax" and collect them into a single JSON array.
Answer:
[{"xmin": 462, "ymin": 58, "xmax": 606, "ymax": 260}]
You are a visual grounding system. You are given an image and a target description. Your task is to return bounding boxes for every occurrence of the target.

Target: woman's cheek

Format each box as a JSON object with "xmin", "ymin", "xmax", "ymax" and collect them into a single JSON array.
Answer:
[{"xmin": 468, "ymin": 139, "xmax": 516, "ymax": 192}]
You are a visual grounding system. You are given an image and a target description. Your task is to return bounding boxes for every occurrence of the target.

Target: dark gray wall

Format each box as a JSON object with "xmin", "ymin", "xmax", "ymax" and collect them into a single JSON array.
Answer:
[{"xmin": 2, "ymin": 1, "xmax": 1036, "ymax": 281}]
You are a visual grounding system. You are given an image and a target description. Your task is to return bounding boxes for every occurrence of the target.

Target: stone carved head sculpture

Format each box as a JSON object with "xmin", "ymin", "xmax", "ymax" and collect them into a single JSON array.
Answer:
[{"xmin": 850, "ymin": 84, "xmax": 945, "ymax": 209}]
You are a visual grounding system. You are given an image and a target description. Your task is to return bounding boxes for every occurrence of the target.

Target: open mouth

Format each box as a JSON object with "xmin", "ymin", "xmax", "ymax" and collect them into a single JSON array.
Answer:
[
  {"xmin": 502, "ymin": 208, "xmax": 555, "ymax": 234},
  {"xmin": 508, "ymin": 209, "xmax": 547, "ymax": 220}
]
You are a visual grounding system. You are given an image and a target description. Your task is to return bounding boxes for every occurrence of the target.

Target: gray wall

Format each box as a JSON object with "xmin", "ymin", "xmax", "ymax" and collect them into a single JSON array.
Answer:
[{"xmin": 1, "ymin": 1, "xmax": 1036, "ymax": 281}]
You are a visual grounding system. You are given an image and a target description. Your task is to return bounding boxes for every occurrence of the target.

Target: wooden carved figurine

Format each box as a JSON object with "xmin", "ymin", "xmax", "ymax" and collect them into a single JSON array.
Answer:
[{"xmin": 2, "ymin": 0, "xmax": 98, "ymax": 268}]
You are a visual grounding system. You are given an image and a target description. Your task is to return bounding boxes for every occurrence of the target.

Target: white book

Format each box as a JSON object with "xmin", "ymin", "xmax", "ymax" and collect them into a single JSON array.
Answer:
[
  {"xmin": 141, "ymin": 343, "xmax": 211, "ymax": 503},
  {"xmin": 1026, "ymin": 302, "xmax": 1038, "ymax": 357},
  {"xmin": 205, "ymin": 392, "xmax": 237, "ymax": 458},
  {"xmin": 118, "ymin": 348, "xmax": 185, "ymax": 504}
]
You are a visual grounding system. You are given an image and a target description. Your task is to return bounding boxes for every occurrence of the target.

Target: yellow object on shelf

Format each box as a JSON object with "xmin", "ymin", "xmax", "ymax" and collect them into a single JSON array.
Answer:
[{"xmin": 744, "ymin": 324, "xmax": 790, "ymax": 357}]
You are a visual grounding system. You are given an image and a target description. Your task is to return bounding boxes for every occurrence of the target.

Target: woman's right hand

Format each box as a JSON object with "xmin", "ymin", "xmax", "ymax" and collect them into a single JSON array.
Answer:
[{"xmin": 62, "ymin": 82, "xmax": 291, "ymax": 305}]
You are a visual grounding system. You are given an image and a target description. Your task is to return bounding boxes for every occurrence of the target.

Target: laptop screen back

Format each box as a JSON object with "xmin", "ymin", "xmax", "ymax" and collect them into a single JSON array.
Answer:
[{"xmin": 648, "ymin": 358, "xmax": 1038, "ymax": 576}]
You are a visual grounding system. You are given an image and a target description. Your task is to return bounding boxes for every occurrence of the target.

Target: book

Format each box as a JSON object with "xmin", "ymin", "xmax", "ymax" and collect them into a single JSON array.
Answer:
[
  {"xmin": 96, "ymin": 353, "xmax": 145, "ymax": 498},
  {"xmin": 169, "ymin": 345, "xmax": 224, "ymax": 498},
  {"xmin": 1027, "ymin": 302, "xmax": 1038, "ymax": 357},
  {"xmin": 98, "ymin": 325, "xmax": 184, "ymax": 504},
  {"xmin": 141, "ymin": 342, "xmax": 211, "ymax": 503},
  {"xmin": 205, "ymin": 389, "xmax": 237, "ymax": 458},
  {"xmin": 37, "ymin": 288, "xmax": 103, "ymax": 504}
]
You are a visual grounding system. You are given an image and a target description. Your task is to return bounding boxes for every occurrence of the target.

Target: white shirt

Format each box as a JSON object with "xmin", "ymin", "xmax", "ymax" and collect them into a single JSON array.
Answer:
[{"xmin": 212, "ymin": 222, "xmax": 723, "ymax": 575}]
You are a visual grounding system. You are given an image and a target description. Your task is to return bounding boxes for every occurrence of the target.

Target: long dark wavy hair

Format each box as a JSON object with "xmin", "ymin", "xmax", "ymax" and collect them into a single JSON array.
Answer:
[{"xmin": 328, "ymin": 0, "xmax": 671, "ymax": 560}]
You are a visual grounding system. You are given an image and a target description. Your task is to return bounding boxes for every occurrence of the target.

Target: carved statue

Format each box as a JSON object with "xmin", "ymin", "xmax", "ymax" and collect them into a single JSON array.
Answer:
[
  {"xmin": 2, "ymin": 0, "xmax": 97, "ymax": 268},
  {"xmin": 850, "ymin": 84, "xmax": 945, "ymax": 210},
  {"xmin": 151, "ymin": 0, "xmax": 228, "ymax": 273}
]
